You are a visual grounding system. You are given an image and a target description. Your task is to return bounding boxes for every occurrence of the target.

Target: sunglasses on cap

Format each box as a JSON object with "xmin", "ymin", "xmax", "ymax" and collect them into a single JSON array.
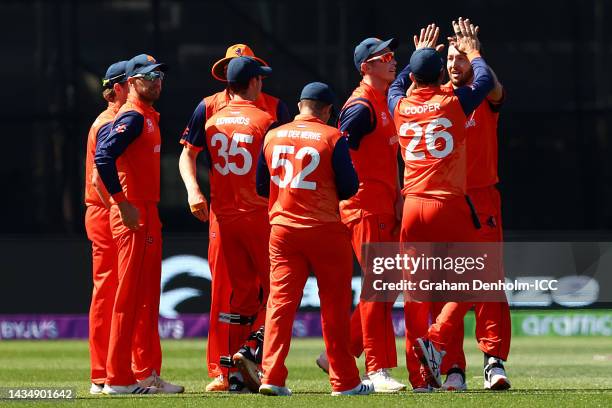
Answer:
[
  {"xmin": 133, "ymin": 71, "xmax": 165, "ymax": 81},
  {"xmin": 365, "ymin": 51, "xmax": 395, "ymax": 63}
]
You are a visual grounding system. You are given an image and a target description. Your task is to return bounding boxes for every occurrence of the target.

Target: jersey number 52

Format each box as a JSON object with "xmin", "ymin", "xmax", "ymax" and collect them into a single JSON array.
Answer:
[
  {"xmin": 398, "ymin": 117, "xmax": 454, "ymax": 160},
  {"xmin": 270, "ymin": 145, "xmax": 320, "ymax": 190}
]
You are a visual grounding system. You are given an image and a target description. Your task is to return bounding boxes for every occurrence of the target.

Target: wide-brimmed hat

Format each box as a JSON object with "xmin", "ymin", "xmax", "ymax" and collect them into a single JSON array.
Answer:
[{"xmin": 211, "ymin": 44, "xmax": 268, "ymax": 81}]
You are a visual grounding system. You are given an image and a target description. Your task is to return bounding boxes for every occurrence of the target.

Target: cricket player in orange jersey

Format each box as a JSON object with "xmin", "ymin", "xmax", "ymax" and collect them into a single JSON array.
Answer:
[
  {"xmin": 387, "ymin": 20, "xmax": 494, "ymax": 390},
  {"xmin": 256, "ymin": 82, "xmax": 373, "ymax": 396},
  {"xmin": 95, "ymin": 54, "xmax": 183, "ymax": 395},
  {"xmin": 435, "ymin": 40, "xmax": 511, "ymax": 392},
  {"xmin": 85, "ymin": 60, "xmax": 128, "ymax": 395},
  {"xmin": 191, "ymin": 56, "xmax": 276, "ymax": 393},
  {"xmin": 178, "ymin": 44, "xmax": 289, "ymax": 392},
  {"xmin": 314, "ymin": 37, "xmax": 405, "ymax": 393}
]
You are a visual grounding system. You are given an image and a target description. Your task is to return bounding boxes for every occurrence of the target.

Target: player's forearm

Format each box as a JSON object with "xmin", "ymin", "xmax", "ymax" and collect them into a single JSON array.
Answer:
[
  {"xmin": 456, "ymin": 57, "xmax": 494, "ymax": 116},
  {"xmin": 92, "ymin": 169, "xmax": 111, "ymax": 209},
  {"xmin": 387, "ymin": 64, "xmax": 412, "ymax": 116},
  {"xmin": 94, "ymin": 157, "xmax": 123, "ymax": 199},
  {"xmin": 255, "ymin": 151, "xmax": 270, "ymax": 198},
  {"xmin": 178, "ymin": 147, "xmax": 203, "ymax": 197}
]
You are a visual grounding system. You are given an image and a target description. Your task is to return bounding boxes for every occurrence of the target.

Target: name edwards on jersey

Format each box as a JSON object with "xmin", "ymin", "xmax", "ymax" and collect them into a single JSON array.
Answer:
[{"xmin": 215, "ymin": 115, "xmax": 251, "ymax": 126}]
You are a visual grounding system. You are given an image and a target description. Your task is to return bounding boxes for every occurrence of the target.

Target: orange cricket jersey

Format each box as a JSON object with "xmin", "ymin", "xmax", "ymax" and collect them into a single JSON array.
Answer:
[
  {"xmin": 339, "ymin": 82, "xmax": 398, "ymax": 221},
  {"xmin": 393, "ymin": 86, "xmax": 468, "ymax": 198},
  {"xmin": 465, "ymin": 99, "xmax": 500, "ymax": 189},
  {"xmin": 204, "ymin": 100, "xmax": 274, "ymax": 222},
  {"xmin": 85, "ymin": 104, "xmax": 120, "ymax": 206},
  {"xmin": 114, "ymin": 96, "xmax": 161, "ymax": 202},
  {"xmin": 263, "ymin": 114, "xmax": 344, "ymax": 228}
]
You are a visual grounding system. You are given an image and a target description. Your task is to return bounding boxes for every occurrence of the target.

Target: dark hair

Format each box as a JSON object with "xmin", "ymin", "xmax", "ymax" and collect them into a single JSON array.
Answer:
[
  {"xmin": 413, "ymin": 72, "xmax": 441, "ymax": 86},
  {"xmin": 228, "ymin": 79, "xmax": 251, "ymax": 95},
  {"xmin": 300, "ymin": 99, "xmax": 329, "ymax": 114}
]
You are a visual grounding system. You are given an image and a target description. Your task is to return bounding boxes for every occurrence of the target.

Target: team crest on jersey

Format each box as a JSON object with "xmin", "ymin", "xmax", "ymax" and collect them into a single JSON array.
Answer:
[
  {"xmin": 380, "ymin": 111, "xmax": 389, "ymax": 126},
  {"xmin": 465, "ymin": 118, "xmax": 477, "ymax": 128},
  {"xmin": 146, "ymin": 118, "xmax": 155, "ymax": 133},
  {"xmin": 153, "ymin": 144, "xmax": 161, "ymax": 153},
  {"xmin": 114, "ymin": 123, "xmax": 127, "ymax": 133}
]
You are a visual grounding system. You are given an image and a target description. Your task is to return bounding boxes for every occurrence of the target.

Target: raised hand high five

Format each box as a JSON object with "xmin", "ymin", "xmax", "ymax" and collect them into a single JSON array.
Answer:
[{"xmin": 413, "ymin": 23, "xmax": 445, "ymax": 53}]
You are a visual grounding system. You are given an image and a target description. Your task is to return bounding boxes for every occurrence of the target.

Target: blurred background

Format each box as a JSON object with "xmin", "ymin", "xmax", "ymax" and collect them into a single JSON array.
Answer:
[{"xmin": 1, "ymin": 1, "xmax": 611, "ymax": 327}]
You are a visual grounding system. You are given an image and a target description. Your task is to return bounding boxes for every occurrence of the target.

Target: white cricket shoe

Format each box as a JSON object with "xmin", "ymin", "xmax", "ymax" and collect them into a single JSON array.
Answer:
[
  {"xmin": 484, "ymin": 357, "xmax": 511, "ymax": 390},
  {"xmin": 138, "ymin": 370, "xmax": 184, "ymax": 394},
  {"xmin": 89, "ymin": 383, "xmax": 104, "ymax": 395},
  {"xmin": 441, "ymin": 368, "xmax": 467, "ymax": 391},
  {"xmin": 413, "ymin": 337, "xmax": 444, "ymax": 388},
  {"xmin": 259, "ymin": 383, "xmax": 292, "ymax": 396},
  {"xmin": 412, "ymin": 385, "xmax": 433, "ymax": 393},
  {"xmin": 316, "ymin": 351, "xmax": 329, "ymax": 374},
  {"xmin": 331, "ymin": 380, "xmax": 374, "ymax": 396},
  {"xmin": 102, "ymin": 383, "xmax": 158, "ymax": 395},
  {"xmin": 367, "ymin": 369, "xmax": 406, "ymax": 393}
]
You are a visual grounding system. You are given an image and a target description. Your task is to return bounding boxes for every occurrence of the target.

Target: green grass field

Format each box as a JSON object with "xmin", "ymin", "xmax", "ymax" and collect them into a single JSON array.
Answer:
[{"xmin": 0, "ymin": 337, "xmax": 611, "ymax": 407}]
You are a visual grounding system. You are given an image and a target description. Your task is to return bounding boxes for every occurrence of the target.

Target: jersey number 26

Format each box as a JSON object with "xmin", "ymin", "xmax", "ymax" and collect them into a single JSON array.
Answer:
[{"xmin": 398, "ymin": 117, "xmax": 454, "ymax": 160}]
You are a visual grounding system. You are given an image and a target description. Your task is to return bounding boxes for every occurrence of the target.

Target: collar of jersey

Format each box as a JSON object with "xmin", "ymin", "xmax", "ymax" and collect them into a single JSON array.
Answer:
[
  {"xmin": 228, "ymin": 99, "xmax": 257, "ymax": 107},
  {"xmin": 294, "ymin": 114, "xmax": 323, "ymax": 123},
  {"xmin": 360, "ymin": 80, "xmax": 387, "ymax": 101}
]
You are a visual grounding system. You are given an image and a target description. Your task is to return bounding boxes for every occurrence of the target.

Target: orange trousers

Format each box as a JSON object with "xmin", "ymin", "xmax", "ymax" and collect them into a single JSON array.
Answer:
[
  {"xmin": 438, "ymin": 186, "xmax": 511, "ymax": 373},
  {"xmin": 216, "ymin": 210, "xmax": 270, "ymax": 363},
  {"xmin": 105, "ymin": 202, "xmax": 162, "ymax": 385},
  {"xmin": 85, "ymin": 205, "xmax": 119, "ymax": 384},
  {"xmin": 262, "ymin": 223, "xmax": 361, "ymax": 392},
  {"xmin": 401, "ymin": 195, "xmax": 479, "ymax": 387},
  {"xmin": 347, "ymin": 213, "xmax": 398, "ymax": 373},
  {"xmin": 205, "ymin": 210, "xmax": 230, "ymax": 378}
]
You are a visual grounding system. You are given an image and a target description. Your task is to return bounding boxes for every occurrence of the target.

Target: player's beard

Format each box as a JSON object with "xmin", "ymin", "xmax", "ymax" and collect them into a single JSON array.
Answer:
[
  {"xmin": 138, "ymin": 83, "xmax": 161, "ymax": 104},
  {"xmin": 449, "ymin": 69, "xmax": 473, "ymax": 88}
]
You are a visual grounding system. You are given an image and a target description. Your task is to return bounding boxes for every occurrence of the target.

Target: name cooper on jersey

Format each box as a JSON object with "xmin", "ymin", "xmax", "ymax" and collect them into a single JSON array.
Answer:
[{"xmin": 401, "ymin": 102, "xmax": 441, "ymax": 115}]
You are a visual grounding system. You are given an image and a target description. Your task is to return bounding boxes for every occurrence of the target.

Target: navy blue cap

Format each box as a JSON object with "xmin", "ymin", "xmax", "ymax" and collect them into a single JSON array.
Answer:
[
  {"xmin": 102, "ymin": 60, "xmax": 128, "ymax": 88},
  {"xmin": 300, "ymin": 82, "xmax": 335, "ymax": 106},
  {"xmin": 226, "ymin": 56, "xmax": 272, "ymax": 83},
  {"xmin": 354, "ymin": 37, "xmax": 398, "ymax": 72},
  {"xmin": 409, "ymin": 48, "xmax": 443, "ymax": 83},
  {"xmin": 126, "ymin": 54, "xmax": 167, "ymax": 77}
]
